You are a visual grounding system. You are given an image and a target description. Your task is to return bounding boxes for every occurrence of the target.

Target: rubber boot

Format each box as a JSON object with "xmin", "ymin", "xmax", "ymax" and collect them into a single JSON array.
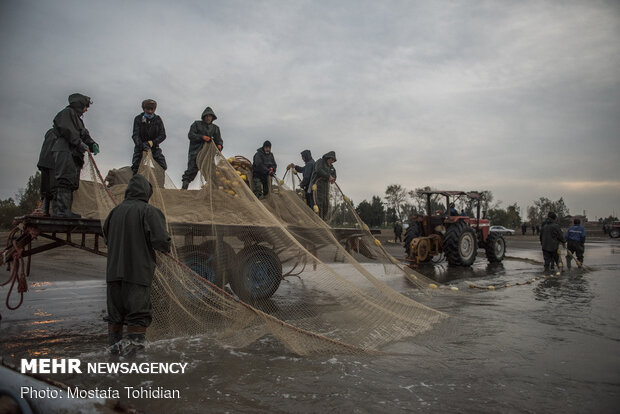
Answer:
[
  {"xmin": 181, "ymin": 180, "xmax": 189, "ymax": 190},
  {"xmin": 122, "ymin": 333, "xmax": 146, "ymax": 357},
  {"xmin": 108, "ymin": 324, "xmax": 124, "ymax": 356},
  {"xmin": 55, "ymin": 188, "xmax": 81, "ymax": 218},
  {"xmin": 42, "ymin": 197, "xmax": 51, "ymax": 216},
  {"xmin": 565, "ymin": 255, "xmax": 571, "ymax": 269}
]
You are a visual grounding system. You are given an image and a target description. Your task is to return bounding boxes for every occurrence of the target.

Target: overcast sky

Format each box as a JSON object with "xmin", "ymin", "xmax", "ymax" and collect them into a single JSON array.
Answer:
[{"xmin": 1, "ymin": 0, "xmax": 619, "ymax": 220}]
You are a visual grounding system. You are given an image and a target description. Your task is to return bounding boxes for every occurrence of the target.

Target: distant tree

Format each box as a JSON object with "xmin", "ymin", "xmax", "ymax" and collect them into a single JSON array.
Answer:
[
  {"xmin": 370, "ymin": 196, "xmax": 385, "ymax": 227},
  {"xmin": 0, "ymin": 198, "xmax": 21, "ymax": 229},
  {"xmin": 386, "ymin": 207, "xmax": 397, "ymax": 226},
  {"xmin": 488, "ymin": 202, "xmax": 521, "ymax": 228},
  {"xmin": 532, "ymin": 197, "xmax": 570, "ymax": 227},
  {"xmin": 355, "ymin": 200, "xmax": 373, "ymax": 226},
  {"xmin": 384, "ymin": 184, "xmax": 407, "ymax": 221},
  {"xmin": 408, "ymin": 187, "xmax": 444, "ymax": 215}
]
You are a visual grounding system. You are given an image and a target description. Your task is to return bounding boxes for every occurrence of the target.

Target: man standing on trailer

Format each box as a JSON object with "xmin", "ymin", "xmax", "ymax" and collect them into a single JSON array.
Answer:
[
  {"xmin": 103, "ymin": 174, "xmax": 171, "ymax": 356},
  {"xmin": 252, "ymin": 140, "xmax": 277, "ymax": 198},
  {"xmin": 181, "ymin": 106, "xmax": 222, "ymax": 189},
  {"xmin": 309, "ymin": 151, "xmax": 337, "ymax": 220},
  {"xmin": 51, "ymin": 93, "xmax": 100, "ymax": 217},
  {"xmin": 131, "ymin": 99, "xmax": 167, "ymax": 175},
  {"xmin": 288, "ymin": 149, "xmax": 315, "ymax": 209}
]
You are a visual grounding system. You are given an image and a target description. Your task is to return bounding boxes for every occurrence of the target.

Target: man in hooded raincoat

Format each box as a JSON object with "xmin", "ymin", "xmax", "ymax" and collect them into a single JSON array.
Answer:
[
  {"xmin": 131, "ymin": 99, "xmax": 167, "ymax": 174},
  {"xmin": 103, "ymin": 174, "xmax": 171, "ymax": 356},
  {"xmin": 539, "ymin": 211, "xmax": 566, "ymax": 273},
  {"xmin": 181, "ymin": 107, "xmax": 222, "ymax": 189},
  {"xmin": 252, "ymin": 140, "xmax": 277, "ymax": 198},
  {"xmin": 37, "ymin": 128, "xmax": 57, "ymax": 216},
  {"xmin": 288, "ymin": 149, "xmax": 315, "ymax": 209},
  {"xmin": 51, "ymin": 93, "xmax": 99, "ymax": 217},
  {"xmin": 309, "ymin": 151, "xmax": 337, "ymax": 220}
]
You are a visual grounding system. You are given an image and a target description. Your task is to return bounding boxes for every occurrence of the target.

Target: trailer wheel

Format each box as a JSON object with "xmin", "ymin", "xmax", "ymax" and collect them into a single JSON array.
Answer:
[
  {"xmin": 177, "ymin": 241, "xmax": 234, "ymax": 288},
  {"xmin": 485, "ymin": 232, "xmax": 506, "ymax": 263},
  {"xmin": 230, "ymin": 245, "xmax": 282, "ymax": 301},
  {"xmin": 444, "ymin": 221, "xmax": 477, "ymax": 266},
  {"xmin": 610, "ymin": 228, "xmax": 620, "ymax": 238}
]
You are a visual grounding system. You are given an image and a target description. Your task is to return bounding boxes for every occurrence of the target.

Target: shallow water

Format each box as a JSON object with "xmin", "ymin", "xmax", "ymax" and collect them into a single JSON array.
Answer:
[{"xmin": 1, "ymin": 239, "xmax": 619, "ymax": 413}]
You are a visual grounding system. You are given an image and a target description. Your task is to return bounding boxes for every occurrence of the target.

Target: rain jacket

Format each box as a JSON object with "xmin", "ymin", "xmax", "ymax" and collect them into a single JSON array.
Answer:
[
  {"xmin": 293, "ymin": 150, "xmax": 315, "ymax": 191},
  {"xmin": 565, "ymin": 225, "xmax": 586, "ymax": 244},
  {"xmin": 253, "ymin": 147, "xmax": 277, "ymax": 179},
  {"xmin": 539, "ymin": 217, "xmax": 565, "ymax": 252},
  {"xmin": 103, "ymin": 174, "xmax": 171, "ymax": 286},
  {"xmin": 187, "ymin": 107, "xmax": 223, "ymax": 156},
  {"xmin": 310, "ymin": 151, "xmax": 337, "ymax": 191},
  {"xmin": 51, "ymin": 93, "xmax": 96, "ymax": 157},
  {"xmin": 37, "ymin": 128, "xmax": 57, "ymax": 170},
  {"xmin": 132, "ymin": 113, "xmax": 166, "ymax": 149}
]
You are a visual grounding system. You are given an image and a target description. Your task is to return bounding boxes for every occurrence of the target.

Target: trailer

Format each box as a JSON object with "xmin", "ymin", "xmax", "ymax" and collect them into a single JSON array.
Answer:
[{"xmin": 1, "ymin": 215, "xmax": 379, "ymax": 311}]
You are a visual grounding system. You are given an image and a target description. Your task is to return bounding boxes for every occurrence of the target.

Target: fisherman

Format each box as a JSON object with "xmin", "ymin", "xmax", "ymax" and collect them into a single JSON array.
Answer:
[
  {"xmin": 37, "ymin": 129, "xmax": 57, "ymax": 216},
  {"xmin": 103, "ymin": 174, "xmax": 171, "ymax": 356},
  {"xmin": 539, "ymin": 211, "xmax": 566, "ymax": 273},
  {"xmin": 252, "ymin": 140, "xmax": 277, "ymax": 198},
  {"xmin": 131, "ymin": 99, "xmax": 167, "ymax": 175},
  {"xmin": 181, "ymin": 107, "xmax": 222, "ymax": 190},
  {"xmin": 565, "ymin": 218, "xmax": 586, "ymax": 269},
  {"xmin": 287, "ymin": 149, "xmax": 315, "ymax": 209},
  {"xmin": 51, "ymin": 93, "xmax": 99, "ymax": 218},
  {"xmin": 309, "ymin": 151, "xmax": 337, "ymax": 220},
  {"xmin": 394, "ymin": 221, "xmax": 403, "ymax": 243}
]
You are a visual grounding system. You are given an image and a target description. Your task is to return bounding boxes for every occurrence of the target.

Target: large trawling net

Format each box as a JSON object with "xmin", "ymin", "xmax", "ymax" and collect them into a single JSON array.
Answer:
[{"xmin": 73, "ymin": 144, "xmax": 447, "ymax": 355}]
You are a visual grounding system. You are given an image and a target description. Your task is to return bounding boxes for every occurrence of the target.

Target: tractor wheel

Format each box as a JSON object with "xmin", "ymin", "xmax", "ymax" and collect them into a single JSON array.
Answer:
[
  {"xmin": 230, "ymin": 245, "xmax": 282, "ymax": 302},
  {"xmin": 177, "ymin": 243, "xmax": 223, "ymax": 287},
  {"xmin": 610, "ymin": 228, "xmax": 620, "ymax": 238},
  {"xmin": 485, "ymin": 232, "xmax": 506, "ymax": 263},
  {"xmin": 444, "ymin": 221, "xmax": 478, "ymax": 266},
  {"xmin": 404, "ymin": 223, "xmax": 421, "ymax": 255}
]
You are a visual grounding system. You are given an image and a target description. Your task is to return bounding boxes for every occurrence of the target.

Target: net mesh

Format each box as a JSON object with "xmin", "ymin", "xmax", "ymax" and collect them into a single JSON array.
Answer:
[{"xmin": 73, "ymin": 144, "xmax": 447, "ymax": 355}]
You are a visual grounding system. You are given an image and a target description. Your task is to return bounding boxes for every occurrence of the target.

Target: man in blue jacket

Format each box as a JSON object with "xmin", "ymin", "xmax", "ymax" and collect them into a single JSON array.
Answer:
[{"xmin": 565, "ymin": 218, "xmax": 586, "ymax": 268}]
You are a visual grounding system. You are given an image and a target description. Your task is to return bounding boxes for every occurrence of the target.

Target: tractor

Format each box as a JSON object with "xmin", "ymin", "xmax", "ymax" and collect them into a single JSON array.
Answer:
[{"xmin": 403, "ymin": 190, "xmax": 506, "ymax": 267}]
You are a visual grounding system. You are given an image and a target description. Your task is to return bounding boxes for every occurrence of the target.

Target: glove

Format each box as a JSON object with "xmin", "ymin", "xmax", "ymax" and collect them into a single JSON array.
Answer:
[
  {"xmin": 148, "ymin": 140, "xmax": 153, "ymax": 148},
  {"xmin": 287, "ymin": 163, "xmax": 294, "ymax": 170},
  {"xmin": 91, "ymin": 143, "xmax": 100, "ymax": 155},
  {"xmin": 203, "ymin": 136, "xmax": 211, "ymax": 142},
  {"xmin": 217, "ymin": 144, "xmax": 222, "ymax": 151},
  {"xmin": 79, "ymin": 141, "xmax": 89, "ymax": 153},
  {"xmin": 269, "ymin": 167, "xmax": 274, "ymax": 176},
  {"xmin": 142, "ymin": 143, "xmax": 150, "ymax": 151}
]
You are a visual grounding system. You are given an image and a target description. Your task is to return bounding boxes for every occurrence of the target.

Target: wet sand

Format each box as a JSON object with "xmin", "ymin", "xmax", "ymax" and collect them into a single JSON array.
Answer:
[{"xmin": 1, "ymin": 235, "xmax": 619, "ymax": 413}]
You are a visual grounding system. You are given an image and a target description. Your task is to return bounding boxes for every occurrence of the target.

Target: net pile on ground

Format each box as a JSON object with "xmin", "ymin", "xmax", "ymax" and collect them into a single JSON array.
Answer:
[{"xmin": 75, "ymin": 144, "xmax": 447, "ymax": 355}]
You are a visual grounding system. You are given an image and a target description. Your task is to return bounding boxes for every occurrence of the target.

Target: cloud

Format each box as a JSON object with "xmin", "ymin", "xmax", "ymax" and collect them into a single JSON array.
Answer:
[{"xmin": 0, "ymin": 0, "xmax": 618, "ymax": 219}]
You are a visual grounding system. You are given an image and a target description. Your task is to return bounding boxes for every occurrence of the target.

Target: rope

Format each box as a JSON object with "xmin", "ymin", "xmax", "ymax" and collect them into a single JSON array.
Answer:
[{"xmin": 1, "ymin": 227, "xmax": 30, "ymax": 310}]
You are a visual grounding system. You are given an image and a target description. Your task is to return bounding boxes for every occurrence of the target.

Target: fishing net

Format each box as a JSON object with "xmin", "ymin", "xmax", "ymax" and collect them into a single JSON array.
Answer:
[{"xmin": 73, "ymin": 144, "xmax": 447, "ymax": 355}]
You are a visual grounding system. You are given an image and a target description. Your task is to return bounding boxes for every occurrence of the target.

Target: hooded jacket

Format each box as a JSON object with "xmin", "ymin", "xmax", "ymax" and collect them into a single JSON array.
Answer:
[
  {"xmin": 187, "ymin": 107, "xmax": 223, "ymax": 155},
  {"xmin": 294, "ymin": 150, "xmax": 315, "ymax": 191},
  {"xmin": 566, "ymin": 225, "xmax": 586, "ymax": 244},
  {"xmin": 103, "ymin": 174, "xmax": 171, "ymax": 286},
  {"xmin": 37, "ymin": 128, "xmax": 57, "ymax": 170},
  {"xmin": 253, "ymin": 147, "xmax": 277, "ymax": 179},
  {"xmin": 52, "ymin": 93, "xmax": 96, "ymax": 155},
  {"xmin": 539, "ymin": 217, "xmax": 565, "ymax": 252},
  {"xmin": 309, "ymin": 151, "xmax": 337, "ymax": 191}
]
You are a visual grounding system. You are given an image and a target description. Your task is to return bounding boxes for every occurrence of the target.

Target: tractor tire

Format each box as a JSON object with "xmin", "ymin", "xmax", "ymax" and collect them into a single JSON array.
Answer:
[
  {"xmin": 230, "ymin": 245, "xmax": 282, "ymax": 302},
  {"xmin": 485, "ymin": 232, "xmax": 506, "ymax": 263},
  {"xmin": 444, "ymin": 221, "xmax": 478, "ymax": 266},
  {"xmin": 610, "ymin": 228, "xmax": 620, "ymax": 238},
  {"xmin": 403, "ymin": 223, "xmax": 421, "ymax": 255},
  {"xmin": 177, "ymin": 241, "xmax": 235, "ymax": 288}
]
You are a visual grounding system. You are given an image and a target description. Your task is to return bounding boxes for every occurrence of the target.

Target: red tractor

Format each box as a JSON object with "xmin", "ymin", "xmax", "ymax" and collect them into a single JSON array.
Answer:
[{"xmin": 404, "ymin": 190, "xmax": 506, "ymax": 267}]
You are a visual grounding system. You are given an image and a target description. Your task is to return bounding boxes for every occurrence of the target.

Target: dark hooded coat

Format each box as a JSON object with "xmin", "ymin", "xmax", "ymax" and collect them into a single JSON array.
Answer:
[
  {"xmin": 182, "ymin": 107, "xmax": 222, "ymax": 183},
  {"xmin": 294, "ymin": 150, "xmax": 315, "ymax": 191},
  {"xmin": 539, "ymin": 217, "xmax": 565, "ymax": 252},
  {"xmin": 310, "ymin": 151, "xmax": 337, "ymax": 218},
  {"xmin": 252, "ymin": 147, "xmax": 277, "ymax": 179},
  {"xmin": 38, "ymin": 128, "xmax": 57, "ymax": 170},
  {"xmin": 51, "ymin": 94, "xmax": 97, "ymax": 189},
  {"xmin": 103, "ymin": 174, "xmax": 171, "ymax": 286}
]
